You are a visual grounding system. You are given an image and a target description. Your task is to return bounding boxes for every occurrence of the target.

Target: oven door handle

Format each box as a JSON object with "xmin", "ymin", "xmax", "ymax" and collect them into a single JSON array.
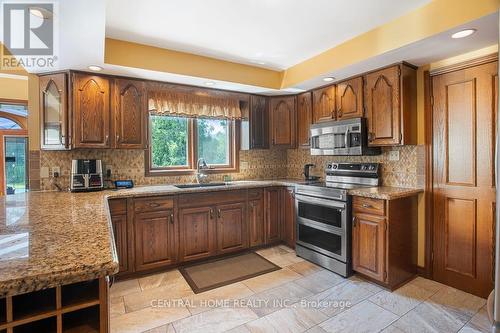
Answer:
[
  {"xmin": 295, "ymin": 193, "xmax": 346, "ymax": 209},
  {"xmin": 344, "ymin": 128, "xmax": 350, "ymax": 148}
]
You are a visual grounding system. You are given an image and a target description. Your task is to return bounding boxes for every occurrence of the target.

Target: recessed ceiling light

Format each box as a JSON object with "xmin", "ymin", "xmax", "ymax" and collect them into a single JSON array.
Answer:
[
  {"xmin": 323, "ymin": 77, "xmax": 335, "ymax": 82},
  {"xmin": 451, "ymin": 29, "xmax": 476, "ymax": 39},
  {"xmin": 88, "ymin": 65, "xmax": 103, "ymax": 71},
  {"xmin": 205, "ymin": 81, "xmax": 215, "ymax": 86}
]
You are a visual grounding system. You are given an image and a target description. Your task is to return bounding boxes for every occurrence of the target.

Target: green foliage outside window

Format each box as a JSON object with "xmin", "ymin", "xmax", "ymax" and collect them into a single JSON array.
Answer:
[
  {"xmin": 150, "ymin": 115, "xmax": 231, "ymax": 168},
  {"xmin": 150, "ymin": 115, "xmax": 188, "ymax": 167}
]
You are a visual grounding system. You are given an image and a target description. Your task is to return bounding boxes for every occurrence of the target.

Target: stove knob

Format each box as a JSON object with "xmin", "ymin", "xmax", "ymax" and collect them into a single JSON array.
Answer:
[
  {"xmin": 361, "ymin": 165, "xmax": 366, "ymax": 170},
  {"xmin": 327, "ymin": 164, "xmax": 332, "ymax": 169},
  {"xmin": 369, "ymin": 165, "xmax": 376, "ymax": 170},
  {"xmin": 332, "ymin": 164, "xmax": 338, "ymax": 169}
]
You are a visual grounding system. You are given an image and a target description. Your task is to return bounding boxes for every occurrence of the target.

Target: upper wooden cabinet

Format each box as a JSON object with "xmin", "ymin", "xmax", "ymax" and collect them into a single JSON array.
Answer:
[
  {"xmin": 364, "ymin": 63, "xmax": 417, "ymax": 146},
  {"xmin": 113, "ymin": 78, "xmax": 147, "ymax": 149},
  {"xmin": 269, "ymin": 96, "xmax": 296, "ymax": 148},
  {"xmin": 312, "ymin": 85, "xmax": 336, "ymax": 123},
  {"xmin": 72, "ymin": 73, "xmax": 111, "ymax": 148},
  {"xmin": 296, "ymin": 92, "xmax": 312, "ymax": 148},
  {"xmin": 336, "ymin": 76, "xmax": 364, "ymax": 120},
  {"xmin": 249, "ymin": 95, "xmax": 269, "ymax": 149},
  {"xmin": 40, "ymin": 71, "xmax": 147, "ymax": 150},
  {"xmin": 39, "ymin": 73, "xmax": 70, "ymax": 150}
]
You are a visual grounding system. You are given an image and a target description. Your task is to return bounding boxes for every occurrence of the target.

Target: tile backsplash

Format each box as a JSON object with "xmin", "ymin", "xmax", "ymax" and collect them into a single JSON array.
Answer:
[{"xmin": 38, "ymin": 145, "xmax": 423, "ymax": 191}]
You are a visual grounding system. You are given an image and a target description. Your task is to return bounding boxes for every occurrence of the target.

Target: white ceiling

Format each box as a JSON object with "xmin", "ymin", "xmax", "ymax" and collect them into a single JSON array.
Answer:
[
  {"xmin": 105, "ymin": 0, "xmax": 433, "ymax": 70},
  {"xmin": 5, "ymin": 0, "xmax": 499, "ymax": 95}
]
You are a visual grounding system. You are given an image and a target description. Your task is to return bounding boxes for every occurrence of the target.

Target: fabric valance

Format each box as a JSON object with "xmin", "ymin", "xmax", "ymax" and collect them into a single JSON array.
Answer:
[{"xmin": 148, "ymin": 84, "xmax": 242, "ymax": 119}]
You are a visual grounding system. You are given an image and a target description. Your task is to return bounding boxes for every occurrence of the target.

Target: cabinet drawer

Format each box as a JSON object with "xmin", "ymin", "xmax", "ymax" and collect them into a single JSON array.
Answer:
[
  {"xmin": 134, "ymin": 197, "xmax": 174, "ymax": 213},
  {"xmin": 248, "ymin": 188, "xmax": 263, "ymax": 200},
  {"xmin": 109, "ymin": 199, "xmax": 127, "ymax": 215},
  {"xmin": 353, "ymin": 197, "xmax": 385, "ymax": 216}
]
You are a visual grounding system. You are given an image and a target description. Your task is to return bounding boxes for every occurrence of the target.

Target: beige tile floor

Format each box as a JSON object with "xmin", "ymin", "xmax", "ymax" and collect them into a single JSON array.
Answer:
[{"xmin": 109, "ymin": 245, "xmax": 489, "ymax": 333}]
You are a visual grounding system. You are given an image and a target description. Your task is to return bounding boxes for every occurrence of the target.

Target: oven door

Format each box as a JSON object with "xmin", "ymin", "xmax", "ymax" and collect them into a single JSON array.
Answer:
[
  {"xmin": 295, "ymin": 194, "xmax": 348, "ymax": 262},
  {"xmin": 295, "ymin": 193, "xmax": 346, "ymax": 233}
]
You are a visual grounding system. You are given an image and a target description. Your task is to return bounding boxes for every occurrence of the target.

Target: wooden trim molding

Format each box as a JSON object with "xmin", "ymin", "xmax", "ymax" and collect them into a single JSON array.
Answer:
[
  {"xmin": 423, "ymin": 69, "xmax": 433, "ymax": 279},
  {"xmin": 430, "ymin": 53, "xmax": 498, "ymax": 76}
]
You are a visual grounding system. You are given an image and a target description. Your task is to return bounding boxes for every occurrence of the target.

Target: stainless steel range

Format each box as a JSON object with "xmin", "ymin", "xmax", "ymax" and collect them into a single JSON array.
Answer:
[{"xmin": 295, "ymin": 162, "xmax": 380, "ymax": 277}]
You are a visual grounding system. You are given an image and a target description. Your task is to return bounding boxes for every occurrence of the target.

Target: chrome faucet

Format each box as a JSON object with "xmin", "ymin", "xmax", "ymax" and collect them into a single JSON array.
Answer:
[{"xmin": 196, "ymin": 158, "xmax": 209, "ymax": 183}]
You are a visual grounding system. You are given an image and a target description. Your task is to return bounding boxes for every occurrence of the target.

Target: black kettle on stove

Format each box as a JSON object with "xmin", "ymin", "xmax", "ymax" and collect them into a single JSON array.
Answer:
[{"xmin": 303, "ymin": 164, "xmax": 320, "ymax": 181}]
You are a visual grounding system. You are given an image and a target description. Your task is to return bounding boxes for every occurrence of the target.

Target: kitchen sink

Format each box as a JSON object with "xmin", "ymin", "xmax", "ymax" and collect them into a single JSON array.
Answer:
[{"xmin": 174, "ymin": 182, "xmax": 230, "ymax": 189}]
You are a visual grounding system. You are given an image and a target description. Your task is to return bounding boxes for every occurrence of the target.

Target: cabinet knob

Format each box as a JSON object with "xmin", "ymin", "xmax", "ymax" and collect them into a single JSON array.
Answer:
[
  {"xmin": 170, "ymin": 213, "xmax": 174, "ymax": 224},
  {"xmin": 362, "ymin": 203, "xmax": 372, "ymax": 209},
  {"xmin": 217, "ymin": 209, "xmax": 221, "ymax": 218},
  {"xmin": 105, "ymin": 134, "xmax": 110, "ymax": 145},
  {"xmin": 352, "ymin": 216, "xmax": 357, "ymax": 227},
  {"xmin": 116, "ymin": 135, "xmax": 120, "ymax": 143},
  {"xmin": 209, "ymin": 209, "xmax": 214, "ymax": 219}
]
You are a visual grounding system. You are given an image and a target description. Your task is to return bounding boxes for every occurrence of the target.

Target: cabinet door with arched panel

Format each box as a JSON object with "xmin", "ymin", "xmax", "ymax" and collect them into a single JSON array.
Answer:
[
  {"xmin": 336, "ymin": 76, "xmax": 363, "ymax": 120},
  {"xmin": 39, "ymin": 73, "xmax": 69, "ymax": 150}
]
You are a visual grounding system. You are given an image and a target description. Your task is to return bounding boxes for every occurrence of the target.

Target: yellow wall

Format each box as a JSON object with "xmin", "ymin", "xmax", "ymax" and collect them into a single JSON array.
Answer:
[
  {"xmin": 28, "ymin": 74, "xmax": 40, "ymax": 151},
  {"xmin": 105, "ymin": 38, "xmax": 284, "ymax": 89},
  {"xmin": 0, "ymin": 76, "xmax": 28, "ymax": 100}
]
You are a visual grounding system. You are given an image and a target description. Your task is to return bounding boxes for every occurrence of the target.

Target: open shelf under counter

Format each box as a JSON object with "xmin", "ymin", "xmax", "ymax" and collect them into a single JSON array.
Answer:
[{"xmin": 0, "ymin": 276, "xmax": 109, "ymax": 333}]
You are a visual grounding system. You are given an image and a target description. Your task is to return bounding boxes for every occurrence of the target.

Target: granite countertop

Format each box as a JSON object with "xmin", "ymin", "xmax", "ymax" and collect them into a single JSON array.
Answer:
[
  {"xmin": 348, "ymin": 186, "xmax": 423, "ymax": 200},
  {"xmin": 0, "ymin": 179, "xmax": 421, "ymax": 297}
]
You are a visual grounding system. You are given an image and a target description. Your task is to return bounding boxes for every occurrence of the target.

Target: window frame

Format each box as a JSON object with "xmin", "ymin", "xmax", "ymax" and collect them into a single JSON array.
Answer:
[{"xmin": 145, "ymin": 114, "xmax": 239, "ymax": 176}]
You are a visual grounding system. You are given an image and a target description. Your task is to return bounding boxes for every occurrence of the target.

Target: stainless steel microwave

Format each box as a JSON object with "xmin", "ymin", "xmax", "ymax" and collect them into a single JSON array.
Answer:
[{"xmin": 310, "ymin": 118, "xmax": 381, "ymax": 156}]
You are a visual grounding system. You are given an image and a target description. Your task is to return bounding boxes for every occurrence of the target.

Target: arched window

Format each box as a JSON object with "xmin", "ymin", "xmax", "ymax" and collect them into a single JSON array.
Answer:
[{"xmin": 0, "ymin": 117, "xmax": 22, "ymax": 130}]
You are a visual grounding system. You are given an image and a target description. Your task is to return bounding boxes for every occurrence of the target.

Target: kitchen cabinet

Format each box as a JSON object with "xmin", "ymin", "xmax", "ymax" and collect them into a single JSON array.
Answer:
[
  {"xmin": 113, "ymin": 78, "xmax": 147, "ymax": 149},
  {"xmin": 352, "ymin": 195, "xmax": 417, "ymax": 289},
  {"xmin": 108, "ymin": 199, "xmax": 130, "ymax": 275},
  {"xmin": 264, "ymin": 187, "xmax": 282, "ymax": 243},
  {"xmin": 282, "ymin": 187, "xmax": 296, "ymax": 248},
  {"xmin": 178, "ymin": 190, "xmax": 247, "ymax": 261},
  {"xmin": 336, "ymin": 76, "xmax": 364, "ymax": 120},
  {"xmin": 249, "ymin": 95, "xmax": 269, "ymax": 149},
  {"xmin": 72, "ymin": 73, "xmax": 111, "ymax": 148},
  {"xmin": 216, "ymin": 202, "xmax": 247, "ymax": 254},
  {"xmin": 312, "ymin": 85, "xmax": 336, "ymax": 123},
  {"xmin": 248, "ymin": 189, "xmax": 265, "ymax": 247},
  {"xmin": 179, "ymin": 206, "xmax": 217, "ymax": 262},
  {"xmin": 352, "ymin": 212, "xmax": 386, "ymax": 282},
  {"xmin": 269, "ymin": 96, "xmax": 296, "ymax": 148},
  {"xmin": 133, "ymin": 197, "xmax": 176, "ymax": 271},
  {"xmin": 296, "ymin": 92, "xmax": 312, "ymax": 148},
  {"xmin": 364, "ymin": 63, "xmax": 417, "ymax": 146},
  {"xmin": 39, "ymin": 73, "xmax": 70, "ymax": 150},
  {"xmin": 40, "ymin": 71, "xmax": 147, "ymax": 151}
]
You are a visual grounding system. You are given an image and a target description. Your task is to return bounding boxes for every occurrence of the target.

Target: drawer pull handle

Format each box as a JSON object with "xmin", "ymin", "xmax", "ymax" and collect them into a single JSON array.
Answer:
[
  {"xmin": 352, "ymin": 217, "xmax": 357, "ymax": 227},
  {"xmin": 362, "ymin": 204, "xmax": 372, "ymax": 208},
  {"xmin": 209, "ymin": 209, "xmax": 213, "ymax": 219},
  {"xmin": 170, "ymin": 213, "xmax": 174, "ymax": 224},
  {"xmin": 217, "ymin": 209, "xmax": 221, "ymax": 218},
  {"xmin": 149, "ymin": 202, "xmax": 160, "ymax": 208}
]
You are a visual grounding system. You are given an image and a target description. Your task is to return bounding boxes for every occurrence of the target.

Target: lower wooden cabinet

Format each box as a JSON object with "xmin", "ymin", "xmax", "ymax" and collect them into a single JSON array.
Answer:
[
  {"xmin": 264, "ymin": 188, "xmax": 282, "ymax": 243},
  {"xmin": 179, "ymin": 206, "xmax": 217, "ymax": 262},
  {"xmin": 134, "ymin": 209, "xmax": 176, "ymax": 271},
  {"xmin": 110, "ymin": 187, "xmax": 299, "ymax": 278},
  {"xmin": 216, "ymin": 202, "xmax": 247, "ymax": 254},
  {"xmin": 248, "ymin": 196, "xmax": 265, "ymax": 247},
  {"xmin": 352, "ymin": 195, "xmax": 417, "ymax": 289},
  {"xmin": 352, "ymin": 213, "xmax": 386, "ymax": 282},
  {"xmin": 282, "ymin": 187, "xmax": 296, "ymax": 248},
  {"xmin": 111, "ymin": 214, "xmax": 129, "ymax": 274},
  {"xmin": 108, "ymin": 199, "xmax": 130, "ymax": 276}
]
